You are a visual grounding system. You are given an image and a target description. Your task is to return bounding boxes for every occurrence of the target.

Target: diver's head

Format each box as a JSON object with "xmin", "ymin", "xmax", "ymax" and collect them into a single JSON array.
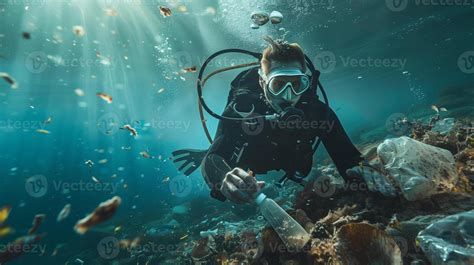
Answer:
[{"xmin": 258, "ymin": 36, "xmax": 310, "ymax": 115}]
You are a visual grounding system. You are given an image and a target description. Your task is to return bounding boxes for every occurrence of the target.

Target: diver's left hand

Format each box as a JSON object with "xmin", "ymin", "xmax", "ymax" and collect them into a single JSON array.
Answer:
[{"xmin": 346, "ymin": 163, "xmax": 397, "ymax": 197}]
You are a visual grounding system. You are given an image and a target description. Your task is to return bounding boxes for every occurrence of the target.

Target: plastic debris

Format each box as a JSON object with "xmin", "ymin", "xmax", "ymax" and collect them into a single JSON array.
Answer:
[
  {"xmin": 431, "ymin": 118, "xmax": 455, "ymax": 135},
  {"xmin": 250, "ymin": 23, "xmax": 260, "ymax": 29},
  {"xmin": 36, "ymin": 129, "xmax": 51, "ymax": 134},
  {"xmin": 0, "ymin": 72, "xmax": 18, "ymax": 89},
  {"xmin": 256, "ymin": 193, "xmax": 310, "ymax": 251},
  {"xmin": 182, "ymin": 66, "xmax": 197, "ymax": 73},
  {"xmin": 57, "ymin": 204, "xmax": 71, "ymax": 222},
  {"xmin": 72, "ymin": 25, "xmax": 85, "ymax": 37},
  {"xmin": 159, "ymin": 6, "xmax": 172, "ymax": 17},
  {"xmin": 74, "ymin": 196, "xmax": 122, "ymax": 234},
  {"xmin": 122, "ymin": 124, "xmax": 138, "ymax": 136},
  {"xmin": 251, "ymin": 11, "xmax": 269, "ymax": 26},
  {"xmin": 74, "ymin": 88, "xmax": 86, "ymax": 97},
  {"xmin": 22, "ymin": 32, "xmax": 31, "ymax": 39},
  {"xmin": 28, "ymin": 214, "xmax": 45, "ymax": 235},
  {"xmin": 269, "ymin": 11, "xmax": 283, "ymax": 24},
  {"xmin": 200, "ymin": 228, "xmax": 218, "ymax": 238},
  {"xmin": 417, "ymin": 210, "xmax": 474, "ymax": 265},
  {"xmin": 377, "ymin": 136, "xmax": 459, "ymax": 201}
]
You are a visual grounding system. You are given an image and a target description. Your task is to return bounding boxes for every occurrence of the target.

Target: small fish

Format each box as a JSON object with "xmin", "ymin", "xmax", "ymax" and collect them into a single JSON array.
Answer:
[
  {"xmin": 114, "ymin": 225, "xmax": 122, "ymax": 233},
  {"xmin": 96, "ymin": 92, "xmax": 112, "ymax": 103},
  {"xmin": 85, "ymin": 160, "xmax": 94, "ymax": 167},
  {"xmin": 92, "ymin": 176, "xmax": 100, "ymax": 183},
  {"xmin": 36, "ymin": 129, "xmax": 51, "ymax": 134},
  {"xmin": 180, "ymin": 234, "xmax": 189, "ymax": 240},
  {"xmin": 140, "ymin": 151, "xmax": 153, "ymax": 159},
  {"xmin": 122, "ymin": 124, "xmax": 138, "ymax": 136},
  {"xmin": 0, "ymin": 226, "xmax": 13, "ymax": 237},
  {"xmin": 57, "ymin": 204, "xmax": 71, "ymax": 222},
  {"xmin": 431, "ymin": 105, "xmax": 439, "ymax": 113},
  {"xmin": 159, "ymin": 6, "xmax": 172, "ymax": 17},
  {"xmin": 43, "ymin": 117, "xmax": 52, "ymax": 124},
  {"xmin": 439, "ymin": 107, "xmax": 447, "ymax": 112},
  {"xmin": 182, "ymin": 66, "xmax": 197, "ymax": 73},
  {"xmin": 0, "ymin": 72, "xmax": 18, "ymax": 89},
  {"xmin": 162, "ymin": 177, "xmax": 170, "ymax": 183},
  {"xmin": 0, "ymin": 206, "xmax": 11, "ymax": 223}
]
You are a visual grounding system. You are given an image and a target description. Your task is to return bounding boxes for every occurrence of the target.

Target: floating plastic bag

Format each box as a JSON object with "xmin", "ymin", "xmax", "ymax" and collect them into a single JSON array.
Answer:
[
  {"xmin": 377, "ymin": 136, "xmax": 458, "ymax": 201},
  {"xmin": 417, "ymin": 210, "xmax": 474, "ymax": 265},
  {"xmin": 431, "ymin": 118, "xmax": 455, "ymax": 135}
]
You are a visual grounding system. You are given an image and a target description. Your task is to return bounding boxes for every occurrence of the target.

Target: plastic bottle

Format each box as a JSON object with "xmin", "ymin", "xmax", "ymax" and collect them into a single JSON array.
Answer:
[{"xmin": 255, "ymin": 193, "xmax": 311, "ymax": 251}]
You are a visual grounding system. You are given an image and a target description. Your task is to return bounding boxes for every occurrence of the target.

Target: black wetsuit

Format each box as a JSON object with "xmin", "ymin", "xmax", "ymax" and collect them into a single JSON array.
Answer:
[{"xmin": 201, "ymin": 67, "xmax": 363, "ymax": 201}]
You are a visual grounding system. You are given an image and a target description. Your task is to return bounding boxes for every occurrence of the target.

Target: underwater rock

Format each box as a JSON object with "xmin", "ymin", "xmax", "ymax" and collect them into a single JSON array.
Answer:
[
  {"xmin": 334, "ymin": 223, "xmax": 402, "ymax": 265},
  {"xmin": 270, "ymin": 11, "xmax": 283, "ymax": 24},
  {"xmin": 377, "ymin": 136, "xmax": 459, "ymax": 201},
  {"xmin": 431, "ymin": 118, "xmax": 455, "ymax": 135},
  {"xmin": 251, "ymin": 11, "xmax": 269, "ymax": 26},
  {"xmin": 417, "ymin": 210, "xmax": 474, "ymax": 265}
]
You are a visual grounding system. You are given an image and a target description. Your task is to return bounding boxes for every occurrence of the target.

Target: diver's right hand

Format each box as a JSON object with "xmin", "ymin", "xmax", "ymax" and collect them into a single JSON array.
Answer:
[{"xmin": 220, "ymin": 168, "xmax": 265, "ymax": 204}]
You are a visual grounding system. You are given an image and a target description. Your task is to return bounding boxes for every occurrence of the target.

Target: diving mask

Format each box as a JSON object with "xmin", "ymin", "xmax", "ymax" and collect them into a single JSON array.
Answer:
[{"xmin": 259, "ymin": 67, "xmax": 311, "ymax": 96}]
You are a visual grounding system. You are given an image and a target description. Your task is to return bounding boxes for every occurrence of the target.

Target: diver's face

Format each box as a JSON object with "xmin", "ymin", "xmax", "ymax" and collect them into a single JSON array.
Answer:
[{"xmin": 259, "ymin": 62, "xmax": 309, "ymax": 113}]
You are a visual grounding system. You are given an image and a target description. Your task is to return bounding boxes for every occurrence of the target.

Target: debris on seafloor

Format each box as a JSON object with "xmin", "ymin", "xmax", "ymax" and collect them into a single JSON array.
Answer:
[
  {"xmin": 0, "ymin": 72, "xmax": 18, "ymax": 89},
  {"xmin": 57, "ymin": 204, "xmax": 71, "ymax": 222},
  {"xmin": 122, "ymin": 124, "xmax": 138, "ymax": 137},
  {"xmin": 28, "ymin": 214, "xmax": 45, "ymax": 235},
  {"xmin": 159, "ymin": 6, "xmax": 172, "ymax": 17},
  {"xmin": 377, "ymin": 136, "xmax": 459, "ymax": 201},
  {"xmin": 74, "ymin": 196, "xmax": 122, "ymax": 234},
  {"xmin": 96, "ymin": 92, "xmax": 113, "ymax": 103},
  {"xmin": 417, "ymin": 209, "xmax": 474, "ymax": 265}
]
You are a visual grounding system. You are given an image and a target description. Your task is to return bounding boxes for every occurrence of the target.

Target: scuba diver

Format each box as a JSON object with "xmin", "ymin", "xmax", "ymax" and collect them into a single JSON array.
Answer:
[{"xmin": 172, "ymin": 36, "xmax": 395, "ymax": 203}]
